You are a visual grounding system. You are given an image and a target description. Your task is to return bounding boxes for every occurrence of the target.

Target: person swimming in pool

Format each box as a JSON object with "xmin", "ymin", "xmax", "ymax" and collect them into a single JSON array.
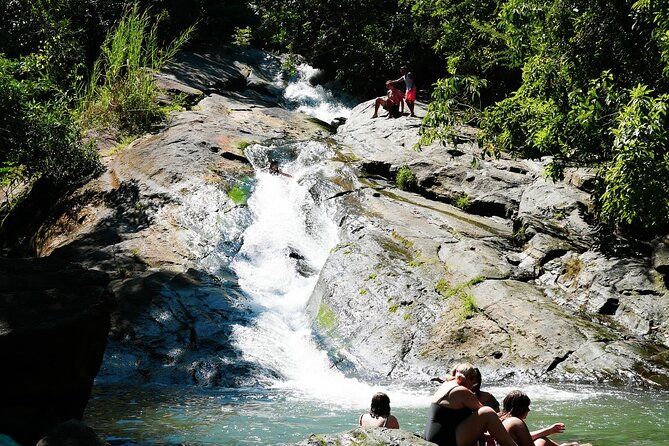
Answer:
[{"xmin": 358, "ymin": 392, "xmax": 400, "ymax": 429}]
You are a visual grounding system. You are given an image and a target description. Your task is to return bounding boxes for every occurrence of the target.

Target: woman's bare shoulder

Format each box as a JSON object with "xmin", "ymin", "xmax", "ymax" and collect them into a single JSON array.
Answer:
[{"xmin": 502, "ymin": 416, "xmax": 526, "ymax": 430}]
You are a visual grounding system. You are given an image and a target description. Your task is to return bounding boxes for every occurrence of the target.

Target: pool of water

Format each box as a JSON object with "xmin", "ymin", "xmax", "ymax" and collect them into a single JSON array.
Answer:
[{"xmin": 83, "ymin": 383, "xmax": 669, "ymax": 445}]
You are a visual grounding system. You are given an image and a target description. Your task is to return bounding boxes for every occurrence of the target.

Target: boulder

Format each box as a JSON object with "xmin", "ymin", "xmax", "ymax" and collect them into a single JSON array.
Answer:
[
  {"xmin": 0, "ymin": 257, "xmax": 113, "ymax": 446},
  {"xmin": 162, "ymin": 47, "xmax": 287, "ymax": 102},
  {"xmin": 323, "ymin": 96, "xmax": 669, "ymax": 387},
  {"xmin": 653, "ymin": 237, "xmax": 669, "ymax": 274},
  {"xmin": 517, "ymin": 177, "xmax": 596, "ymax": 250},
  {"xmin": 36, "ymin": 419, "xmax": 109, "ymax": 446},
  {"xmin": 293, "ymin": 428, "xmax": 434, "ymax": 446}
]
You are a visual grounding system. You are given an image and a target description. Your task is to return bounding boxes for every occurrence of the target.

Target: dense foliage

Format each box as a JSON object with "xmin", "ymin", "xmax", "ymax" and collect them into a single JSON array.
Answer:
[
  {"xmin": 0, "ymin": 1, "xmax": 199, "ymax": 245},
  {"xmin": 406, "ymin": 0, "xmax": 669, "ymax": 234},
  {"xmin": 251, "ymin": 0, "xmax": 442, "ymax": 96},
  {"xmin": 0, "ymin": 56, "xmax": 100, "ymax": 208},
  {"xmin": 2, "ymin": 0, "xmax": 668, "ymax": 237}
]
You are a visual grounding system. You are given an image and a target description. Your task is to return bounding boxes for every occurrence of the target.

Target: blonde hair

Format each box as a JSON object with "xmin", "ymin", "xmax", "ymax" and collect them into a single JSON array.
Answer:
[{"xmin": 450, "ymin": 363, "xmax": 477, "ymax": 383}]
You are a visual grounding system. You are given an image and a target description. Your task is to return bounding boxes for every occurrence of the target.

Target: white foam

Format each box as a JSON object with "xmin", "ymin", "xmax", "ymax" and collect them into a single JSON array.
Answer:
[{"xmin": 280, "ymin": 64, "xmax": 354, "ymax": 123}]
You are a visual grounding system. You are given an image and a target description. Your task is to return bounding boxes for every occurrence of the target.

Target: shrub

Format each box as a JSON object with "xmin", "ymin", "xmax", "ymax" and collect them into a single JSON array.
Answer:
[
  {"xmin": 395, "ymin": 165, "xmax": 417, "ymax": 191},
  {"xmin": 232, "ymin": 26, "xmax": 252, "ymax": 46},
  {"xmin": 455, "ymin": 193, "xmax": 471, "ymax": 210},
  {"xmin": 600, "ymin": 85, "xmax": 669, "ymax": 232},
  {"xmin": 78, "ymin": 5, "xmax": 194, "ymax": 137},
  {"xmin": 0, "ymin": 55, "xmax": 101, "ymax": 223}
]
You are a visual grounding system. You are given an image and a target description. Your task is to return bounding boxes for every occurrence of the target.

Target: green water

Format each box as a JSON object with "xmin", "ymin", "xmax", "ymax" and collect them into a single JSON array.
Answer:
[{"xmin": 84, "ymin": 383, "xmax": 669, "ymax": 445}]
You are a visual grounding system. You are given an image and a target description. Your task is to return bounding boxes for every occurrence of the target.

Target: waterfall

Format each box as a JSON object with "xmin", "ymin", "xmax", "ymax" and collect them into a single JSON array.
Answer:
[
  {"xmin": 178, "ymin": 65, "xmax": 426, "ymax": 408},
  {"xmin": 231, "ymin": 142, "xmax": 355, "ymax": 401},
  {"xmin": 220, "ymin": 141, "xmax": 425, "ymax": 408},
  {"xmin": 280, "ymin": 63, "xmax": 355, "ymax": 125}
]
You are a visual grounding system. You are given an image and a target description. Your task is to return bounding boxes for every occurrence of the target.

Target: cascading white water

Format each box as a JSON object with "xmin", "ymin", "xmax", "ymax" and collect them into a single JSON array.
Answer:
[
  {"xmin": 227, "ymin": 141, "xmax": 427, "ymax": 408},
  {"xmin": 175, "ymin": 62, "xmax": 427, "ymax": 409},
  {"xmin": 281, "ymin": 63, "xmax": 355, "ymax": 124},
  {"xmin": 230, "ymin": 141, "xmax": 337, "ymax": 373}
]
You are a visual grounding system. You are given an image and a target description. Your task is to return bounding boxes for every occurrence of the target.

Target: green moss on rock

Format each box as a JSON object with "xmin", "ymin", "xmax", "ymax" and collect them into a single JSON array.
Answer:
[{"xmin": 316, "ymin": 304, "xmax": 337, "ymax": 331}]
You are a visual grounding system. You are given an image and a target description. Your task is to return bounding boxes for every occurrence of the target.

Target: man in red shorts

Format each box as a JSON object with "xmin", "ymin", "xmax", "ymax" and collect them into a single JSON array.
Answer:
[{"xmin": 392, "ymin": 67, "xmax": 416, "ymax": 117}]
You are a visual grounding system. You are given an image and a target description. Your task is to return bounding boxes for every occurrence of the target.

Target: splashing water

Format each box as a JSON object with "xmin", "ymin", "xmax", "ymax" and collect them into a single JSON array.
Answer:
[
  {"xmin": 281, "ymin": 64, "xmax": 354, "ymax": 124},
  {"xmin": 229, "ymin": 141, "xmax": 428, "ymax": 409}
]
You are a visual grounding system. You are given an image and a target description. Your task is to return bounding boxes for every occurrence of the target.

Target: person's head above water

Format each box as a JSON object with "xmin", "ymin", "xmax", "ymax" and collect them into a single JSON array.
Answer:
[
  {"xmin": 269, "ymin": 160, "xmax": 279, "ymax": 173},
  {"xmin": 369, "ymin": 392, "xmax": 391, "ymax": 418},
  {"xmin": 500, "ymin": 390, "xmax": 531, "ymax": 419}
]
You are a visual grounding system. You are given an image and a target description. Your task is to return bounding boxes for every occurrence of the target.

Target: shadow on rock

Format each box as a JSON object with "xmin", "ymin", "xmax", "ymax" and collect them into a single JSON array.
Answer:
[{"xmin": 98, "ymin": 267, "xmax": 278, "ymax": 387}]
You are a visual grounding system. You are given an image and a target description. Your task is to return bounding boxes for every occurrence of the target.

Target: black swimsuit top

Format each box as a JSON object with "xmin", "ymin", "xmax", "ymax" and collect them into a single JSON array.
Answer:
[{"xmin": 424, "ymin": 387, "xmax": 473, "ymax": 446}]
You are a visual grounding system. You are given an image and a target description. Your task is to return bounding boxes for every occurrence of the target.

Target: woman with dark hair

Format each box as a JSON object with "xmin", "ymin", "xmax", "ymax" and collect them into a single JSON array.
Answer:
[
  {"xmin": 499, "ymin": 390, "xmax": 579, "ymax": 446},
  {"xmin": 424, "ymin": 363, "xmax": 518, "ymax": 446},
  {"xmin": 473, "ymin": 368, "xmax": 500, "ymax": 412},
  {"xmin": 473, "ymin": 368, "xmax": 499, "ymax": 446},
  {"xmin": 359, "ymin": 392, "xmax": 400, "ymax": 428}
]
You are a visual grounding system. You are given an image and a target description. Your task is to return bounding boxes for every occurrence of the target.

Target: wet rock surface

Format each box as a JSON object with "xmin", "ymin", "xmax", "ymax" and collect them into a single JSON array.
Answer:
[
  {"xmin": 293, "ymin": 428, "xmax": 434, "ymax": 446},
  {"xmin": 33, "ymin": 47, "xmax": 328, "ymax": 388}
]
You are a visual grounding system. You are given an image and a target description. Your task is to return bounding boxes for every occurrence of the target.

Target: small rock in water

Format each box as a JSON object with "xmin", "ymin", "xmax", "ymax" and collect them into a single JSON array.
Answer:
[{"xmin": 331, "ymin": 117, "xmax": 347, "ymax": 128}]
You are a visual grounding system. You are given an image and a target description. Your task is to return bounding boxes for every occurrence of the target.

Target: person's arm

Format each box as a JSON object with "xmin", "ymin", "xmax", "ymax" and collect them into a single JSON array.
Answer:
[
  {"xmin": 390, "ymin": 76, "xmax": 403, "ymax": 85},
  {"xmin": 457, "ymin": 386, "xmax": 485, "ymax": 411},
  {"xmin": 529, "ymin": 423, "xmax": 565, "ymax": 440}
]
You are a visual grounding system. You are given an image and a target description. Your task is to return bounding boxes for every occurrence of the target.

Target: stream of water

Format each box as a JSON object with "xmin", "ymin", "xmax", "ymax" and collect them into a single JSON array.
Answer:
[{"xmin": 83, "ymin": 64, "xmax": 669, "ymax": 446}]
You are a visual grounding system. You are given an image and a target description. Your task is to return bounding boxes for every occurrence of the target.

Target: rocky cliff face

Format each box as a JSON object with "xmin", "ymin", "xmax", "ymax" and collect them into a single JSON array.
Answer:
[
  {"xmin": 38, "ymin": 47, "xmax": 330, "ymax": 387},
  {"xmin": 311, "ymin": 99, "xmax": 669, "ymax": 387}
]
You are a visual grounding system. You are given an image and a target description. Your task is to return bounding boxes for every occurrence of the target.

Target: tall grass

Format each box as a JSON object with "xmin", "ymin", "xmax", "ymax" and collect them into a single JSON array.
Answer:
[{"xmin": 78, "ymin": 5, "xmax": 194, "ymax": 136}]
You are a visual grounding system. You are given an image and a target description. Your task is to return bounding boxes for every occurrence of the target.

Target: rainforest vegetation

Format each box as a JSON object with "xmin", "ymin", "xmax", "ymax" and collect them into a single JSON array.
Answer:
[{"xmin": 1, "ymin": 0, "xmax": 669, "ymax": 251}]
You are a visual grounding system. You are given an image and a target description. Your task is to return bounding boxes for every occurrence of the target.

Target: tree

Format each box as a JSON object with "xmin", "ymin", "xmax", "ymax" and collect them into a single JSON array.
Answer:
[{"xmin": 415, "ymin": 0, "xmax": 669, "ymax": 233}]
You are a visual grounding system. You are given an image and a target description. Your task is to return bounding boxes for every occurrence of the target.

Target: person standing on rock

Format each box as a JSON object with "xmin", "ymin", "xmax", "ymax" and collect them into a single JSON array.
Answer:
[
  {"xmin": 372, "ymin": 81, "xmax": 403, "ymax": 119},
  {"xmin": 498, "ymin": 390, "xmax": 581, "ymax": 446},
  {"xmin": 359, "ymin": 392, "xmax": 400, "ymax": 429},
  {"xmin": 424, "ymin": 363, "xmax": 519, "ymax": 446},
  {"xmin": 391, "ymin": 67, "xmax": 417, "ymax": 117}
]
